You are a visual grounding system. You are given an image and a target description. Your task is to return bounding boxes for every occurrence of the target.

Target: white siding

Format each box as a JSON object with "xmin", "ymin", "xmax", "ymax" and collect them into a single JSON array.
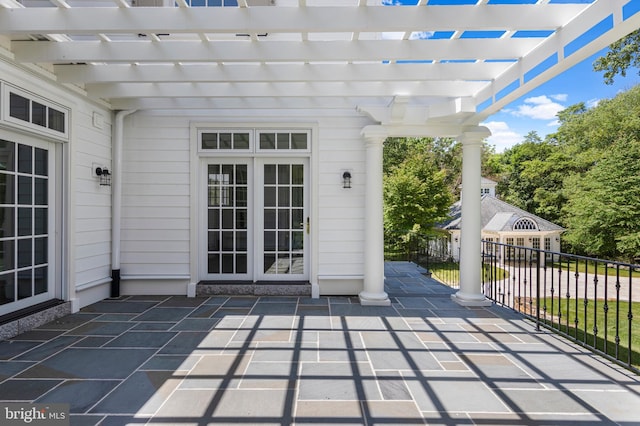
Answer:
[{"xmin": 121, "ymin": 114, "xmax": 191, "ymax": 278}]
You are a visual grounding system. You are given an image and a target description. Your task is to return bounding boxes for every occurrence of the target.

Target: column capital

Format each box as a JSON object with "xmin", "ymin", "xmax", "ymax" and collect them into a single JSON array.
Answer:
[
  {"xmin": 458, "ymin": 125, "xmax": 491, "ymax": 145},
  {"xmin": 361, "ymin": 125, "xmax": 389, "ymax": 145}
]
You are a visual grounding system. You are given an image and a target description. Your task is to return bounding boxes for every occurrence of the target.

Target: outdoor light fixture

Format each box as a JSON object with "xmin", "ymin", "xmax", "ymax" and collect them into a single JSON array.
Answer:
[
  {"xmin": 454, "ymin": 236, "xmax": 459, "ymax": 243},
  {"xmin": 342, "ymin": 171, "xmax": 352, "ymax": 188},
  {"xmin": 96, "ymin": 167, "xmax": 111, "ymax": 186}
]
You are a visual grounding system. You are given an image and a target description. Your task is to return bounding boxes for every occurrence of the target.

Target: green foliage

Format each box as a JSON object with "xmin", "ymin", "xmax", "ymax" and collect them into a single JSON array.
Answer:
[
  {"xmin": 494, "ymin": 84, "xmax": 640, "ymax": 261},
  {"xmin": 383, "ymin": 138, "xmax": 454, "ymax": 254},
  {"xmin": 593, "ymin": 29, "xmax": 640, "ymax": 85},
  {"xmin": 562, "ymin": 138, "xmax": 640, "ymax": 260}
]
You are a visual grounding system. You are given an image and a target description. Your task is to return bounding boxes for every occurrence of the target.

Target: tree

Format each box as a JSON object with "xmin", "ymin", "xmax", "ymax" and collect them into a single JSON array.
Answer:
[
  {"xmin": 593, "ymin": 29, "xmax": 640, "ymax": 85},
  {"xmin": 383, "ymin": 150, "xmax": 452, "ymax": 254},
  {"xmin": 562, "ymin": 138, "xmax": 640, "ymax": 260}
]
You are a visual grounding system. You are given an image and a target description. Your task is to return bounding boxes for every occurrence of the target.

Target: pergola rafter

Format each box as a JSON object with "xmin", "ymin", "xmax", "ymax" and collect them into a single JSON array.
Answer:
[{"xmin": 0, "ymin": 0, "xmax": 637, "ymax": 125}]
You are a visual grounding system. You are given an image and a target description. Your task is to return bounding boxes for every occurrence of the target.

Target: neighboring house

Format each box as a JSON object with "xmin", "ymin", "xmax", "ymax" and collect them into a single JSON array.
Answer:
[
  {"xmin": 0, "ymin": 1, "xmax": 635, "ymax": 325},
  {"xmin": 440, "ymin": 178, "xmax": 564, "ymax": 263}
]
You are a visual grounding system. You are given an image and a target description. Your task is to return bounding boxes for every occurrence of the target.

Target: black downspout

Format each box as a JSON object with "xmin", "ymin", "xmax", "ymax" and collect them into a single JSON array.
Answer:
[{"xmin": 111, "ymin": 269, "xmax": 121, "ymax": 298}]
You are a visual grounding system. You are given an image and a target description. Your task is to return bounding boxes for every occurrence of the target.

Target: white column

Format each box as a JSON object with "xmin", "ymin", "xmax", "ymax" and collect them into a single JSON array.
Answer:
[
  {"xmin": 360, "ymin": 125, "xmax": 391, "ymax": 306},
  {"xmin": 452, "ymin": 129, "xmax": 492, "ymax": 307}
]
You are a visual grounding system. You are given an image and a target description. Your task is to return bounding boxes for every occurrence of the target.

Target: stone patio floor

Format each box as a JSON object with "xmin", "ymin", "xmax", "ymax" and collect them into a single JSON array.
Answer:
[{"xmin": 1, "ymin": 262, "xmax": 639, "ymax": 425}]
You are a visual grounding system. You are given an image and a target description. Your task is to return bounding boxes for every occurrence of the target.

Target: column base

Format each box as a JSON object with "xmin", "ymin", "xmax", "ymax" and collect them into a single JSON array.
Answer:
[
  {"xmin": 451, "ymin": 292, "xmax": 492, "ymax": 307},
  {"xmin": 359, "ymin": 291, "xmax": 391, "ymax": 306}
]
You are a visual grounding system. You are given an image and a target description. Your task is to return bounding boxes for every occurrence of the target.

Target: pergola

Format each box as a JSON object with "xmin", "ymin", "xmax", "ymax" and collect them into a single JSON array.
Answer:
[{"xmin": 1, "ymin": 0, "xmax": 638, "ymax": 305}]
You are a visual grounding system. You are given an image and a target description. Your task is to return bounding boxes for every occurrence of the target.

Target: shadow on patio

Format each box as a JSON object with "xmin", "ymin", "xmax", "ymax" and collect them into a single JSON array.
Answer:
[{"xmin": 1, "ymin": 262, "xmax": 639, "ymax": 425}]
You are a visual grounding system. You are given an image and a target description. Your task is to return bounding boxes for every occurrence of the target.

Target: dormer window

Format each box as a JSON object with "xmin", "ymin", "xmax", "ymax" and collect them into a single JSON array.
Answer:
[{"xmin": 513, "ymin": 217, "xmax": 537, "ymax": 230}]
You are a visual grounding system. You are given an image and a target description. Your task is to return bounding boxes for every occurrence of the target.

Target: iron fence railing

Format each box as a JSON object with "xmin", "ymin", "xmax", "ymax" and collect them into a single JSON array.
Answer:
[
  {"xmin": 384, "ymin": 232, "xmax": 459, "ymax": 288},
  {"xmin": 482, "ymin": 240, "xmax": 639, "ymax": 374}
]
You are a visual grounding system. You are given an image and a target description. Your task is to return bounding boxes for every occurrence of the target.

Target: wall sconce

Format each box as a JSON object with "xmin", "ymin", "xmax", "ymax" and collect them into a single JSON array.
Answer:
[
  {"xmin": 342, "ymin": 171, "xmax": 352, "ymax": 189},
  {"xmin": 454, "ymin": 236, "xmax": 459, "ymax": 243},
  {"xmin": 555, "ymin": 236, "xmax": 560, "ymax": 242},
  {"xmin": 96, "ymin": 167, "xmax": 111, "ymax": 186}
]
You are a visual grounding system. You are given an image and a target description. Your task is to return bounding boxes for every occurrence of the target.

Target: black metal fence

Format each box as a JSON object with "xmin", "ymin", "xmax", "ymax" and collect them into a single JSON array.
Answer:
[{"xmin": 482, "ymin": 240, "xmax": 639, "ymax": 373}]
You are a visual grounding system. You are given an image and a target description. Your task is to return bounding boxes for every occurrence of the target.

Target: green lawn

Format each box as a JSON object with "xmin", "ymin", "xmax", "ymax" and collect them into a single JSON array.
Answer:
[
  {"xmin": 536, "ymin": 296, "xmax": 640, "ymax": 368},
  {"xmin": 427, "ymin": 262, "xmax": 508, "ymax": 287},
  {"xmin": 549, "ymin": 260, "xmax": 638, "ymax": 278}
]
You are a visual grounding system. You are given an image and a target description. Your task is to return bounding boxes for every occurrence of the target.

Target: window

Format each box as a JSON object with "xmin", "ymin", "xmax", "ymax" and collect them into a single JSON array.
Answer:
[
  {"xmin": 201, "ymin": 132, "xmax": 250, "ymax": 151},
  {"xmin": 532, "ymin": 237, "xmax": 540, "ymax": 249},
  {"xmin": 513, "ymin": 217, "xmax": 537, "ymax": 230},
  {"xmin": 258, "ymin": 132, "xmax": 308, "ymax": 151},
  {"xmin": 4, "ymin": 87, "xmax": 68, "ymax": 140},
  {"xmin": 0, "ymin": 140, "xmax": 50, "ymax": 308}
]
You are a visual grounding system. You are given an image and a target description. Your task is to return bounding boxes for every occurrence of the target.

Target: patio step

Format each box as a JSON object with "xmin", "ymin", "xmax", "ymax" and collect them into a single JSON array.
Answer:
[
  {"xmin": 0, "ymin": 299, "xmax": 71, "ymax": 340},
  {"xmin": 196, "ymin": 281, "xmax": 312, "ymax": 297}
]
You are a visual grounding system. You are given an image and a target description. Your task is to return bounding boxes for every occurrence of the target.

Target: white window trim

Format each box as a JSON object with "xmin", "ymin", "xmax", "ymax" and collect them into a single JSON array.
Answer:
[{"xmin": 1, "ymin": 82, "xmax": 70, "ymax": 142}]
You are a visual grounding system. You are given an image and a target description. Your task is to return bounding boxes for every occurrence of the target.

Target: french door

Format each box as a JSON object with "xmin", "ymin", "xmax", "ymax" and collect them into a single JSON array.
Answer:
[
  {"xmin": 203, "ymin": 158, "xmax": 308, "ymax": 282},
  {"xmin": 0, "ymin": 138, "xmax": 55, "ymax": 316}
]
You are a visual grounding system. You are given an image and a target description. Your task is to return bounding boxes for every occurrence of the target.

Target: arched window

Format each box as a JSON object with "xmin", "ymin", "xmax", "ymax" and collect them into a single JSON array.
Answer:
[{"xmin": 513, "ymin": 217, "xmax": 537, "ymax": 230}]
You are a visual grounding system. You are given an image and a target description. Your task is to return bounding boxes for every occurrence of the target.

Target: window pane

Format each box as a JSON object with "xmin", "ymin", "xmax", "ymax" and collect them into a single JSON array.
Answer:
[
  {"xmin": 208, "ymin": 254, "xmax": 220, "ymax": 273},
  {"xmin": 34, "ymin": 178, "xmax": 47, "ymax": 206},
  {"xmin": 18, "ymin": 238, "xmax": 31, "ymax": 268},
  {"xmin": 0, "ymin": 240, "xmax": 14, "ymax": 272},
  {"xmin": 260, "ymin": 133, "xmax": 276, "ymax": 150},
  {"xmin": 264, "ymin": 165, "xmax": 276, "ymax": 185},
  {"xmin": 236, "ymin": 231, "xmax": 247, "ymax": 251},
  {"xmin": 292, "ymin": 209, "xmax": 304, "ymax": 229},
  {"xmin": 277, "ymin": 133, "xmax": 289, "ymax": 150},
  {"xmin": 278, "ymin": 210, "xmax": 289, "ymax": 229},
  {"xmin": 222, "ymin": 209, "xmax": 233, "ymax": 229},
  {"xmin": 278, "ymin": 231, "xmax": 289, "ymax": 250},
  {"xmin": 208, "ymin": 231, "xmax": 220, "ymax": 251},
  {"xmin": 34, "ymin": 148, "xmax": 48, "ymax": 176},
  {"xmin": 0, "ymin": 273, "xmax": 14, "ymax": 304},
  {"xmin": 264, "ymin": 209, "xmax": 276, "ymax": 229},
  {"xmin": 202, "ymin": 133, "xmax": 218, "ymax": 149},
  {"xmin": 34, "ymin": 237, "xmax": 47, "ymax": 265},
  {"xmin": 236, "ymin": 254, "xmax": 247, "ymax": 273},
  {"xmin": 219, "ymin": 133, "xmax": 232, "ymax": 149},
  {"xmin": 0, "ymin": 141, "xmax": 15, "ymax": 172},
  {"xmin": 32, "ymin": 102, "xmax": 47, "ymax": 127},
  {"xmin": 291, "ymin": 133, "xmax": 308, "ymax": 150},
  {"xmin": 236, "ymin": 165, "xmax": 248, "ymax": 185},
  {"xmin": 264, "ymin": 187, "xmax": 276, "ymax": 207},
  {"xmin": 9, "ymin": 93, "xmax": 29, "ymax": 122},
  {"xmin": 264, "ymin": 231, "xmax": 275, "ymax": 251},
  {"xmin": 264, "ymin": 254, "xmax": 276, "ymax": 274},
  {"xmin": 234, "ymin": 133, "xmax": 250, "ymax": 149},
  {"xmin": 18, "ymin": 144, "xmax": 32, "ymax": 174},
  {"xmin": 34, "ymin": 266, "xmax": 47, "ymax": 295},
  {"xmin": 208, "ymin": 209, "xmax": 219, "ymax": 230},
  {"xmin": 292, "ymin": 231, "xmax": 303, "ymax": 250},
  {"xmin": 236, "ymin": 187, "xmax": 247, "ymax": 207},
  {"xmin": 278, "ymin": 187, "xmax": 290, "ymax": 207},
  {"xmin": 222, "ymin": 254, "xmax": 234, "ymax": 273},
  {"xmin": 18, "ymin": 208, "xmax": 32, "ymax": 237},
  {"xmin": 0, "ymin": 174, "xmax": 14, "ymax": 205},
  {"xmin": 291, "ymin": 165, "xmax": 303, "ymax": 185},
  {"xmin": 278, "ymin": 165, "xmax": 290, "ymax": 184},
  {"xmin": 34, "ymin": 208, "xmax": 47, "ymax": 235},
  {"xmin": 236, "ymin": 209, "xmax": 247, "ymax": 229},
  {"xmin": 221, "ymin": 231, "xmax": 234, "ymax": 251},
  {"xmin": 18, "ymin": 176, "xmax": 32, "ymax": 205},
  {"xmin": 17, "ymin": 269, "xmax": 32, "ymax": 300},
  {"xmin": 292, "ymin": 187, "xmax": 303, "ymax": 207},
  {"xmin": 48, "ymin": 107, "xmax": 65, "ymax": 133},
  {"xmin": 0, "ymin": 207, "xmax": 15, "ymax": 238}
]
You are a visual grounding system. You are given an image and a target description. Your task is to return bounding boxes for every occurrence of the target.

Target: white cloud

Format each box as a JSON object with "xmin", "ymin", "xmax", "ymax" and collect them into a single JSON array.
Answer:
[
  {"xmin": 586, "ymin": 98, "xmax": 600, "ymax": 109},
  {"xmin": 510, "ymin": 95, "xmax": 566, "ymax": 121},
  {"xmin": 550, "ymin": 94, "xmax": 568, "ymax": 102},
  {"xmin": 481, "ymin": 121, "xmax": 523, "ymax": 153}
]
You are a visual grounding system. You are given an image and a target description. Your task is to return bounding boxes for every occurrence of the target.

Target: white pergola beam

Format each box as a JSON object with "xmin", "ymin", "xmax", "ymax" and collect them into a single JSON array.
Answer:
[
  {"xmin": 0, "ymin": 5, "xmax": 588, "ymax": 34},
  {"xmin": 84, "ymin": 80, "xmax": 488, "ymax": 99},
  {"xmin": 53, "ymin": 62, "xmax": 511, "ymax": 84},
  {"xmin": 12, "ymin": 39, "xmax": 540, "ymax": 63}
]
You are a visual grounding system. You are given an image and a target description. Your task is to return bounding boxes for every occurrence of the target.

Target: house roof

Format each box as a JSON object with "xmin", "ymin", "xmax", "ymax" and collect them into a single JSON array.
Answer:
[
  {"xmin": 0, "ymin": 0, "xmax": 637, "ymax": 131},
  {"xmin": 440, "ymin": 195, "xmax": 565, "ymax": 233}
]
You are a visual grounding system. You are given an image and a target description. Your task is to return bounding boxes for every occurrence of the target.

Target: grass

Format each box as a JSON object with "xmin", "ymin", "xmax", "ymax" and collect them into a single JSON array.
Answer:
[
  {"xmin": 548, "ymin": 259, "xmax": 638, "ymax": 278},
  {"xmin": 427, "ymin": 262, "xmax": 508, "ymax": 287},
  {"xmin": 521, "ymin": 296, "xmax": 640, "ymax": 368}
]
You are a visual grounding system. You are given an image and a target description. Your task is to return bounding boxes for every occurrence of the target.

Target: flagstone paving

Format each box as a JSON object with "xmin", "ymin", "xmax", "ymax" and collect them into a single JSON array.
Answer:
[{"xmin": 0, "ymin": 262, "xmax": 639, "ymax": 425}]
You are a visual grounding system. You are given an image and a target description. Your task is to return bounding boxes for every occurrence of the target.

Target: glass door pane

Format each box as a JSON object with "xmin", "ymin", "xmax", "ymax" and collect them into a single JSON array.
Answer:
[
  {"xmin": 262, "ymin": 163, "xmax": 305, "ymax": 277},
  {"xmin": 206, "ymin": 163, "xmax": 249, "ymax": 277}
]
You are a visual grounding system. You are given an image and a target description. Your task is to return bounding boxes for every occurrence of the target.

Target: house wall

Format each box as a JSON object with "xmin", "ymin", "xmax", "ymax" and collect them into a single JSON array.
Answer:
[
  {"xmin": 0, "ymin": 58, "xmax": 113, "ymax": 312},
  {"xmin": 119, "ymin": 109, "xmax": 374, "ymax": 296}
]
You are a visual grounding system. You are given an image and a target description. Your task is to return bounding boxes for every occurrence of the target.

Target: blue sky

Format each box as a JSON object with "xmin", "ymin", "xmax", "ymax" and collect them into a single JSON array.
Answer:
[{"xmin": 483, "ymin": 51, "xmax": 640, "ymax": 152}]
